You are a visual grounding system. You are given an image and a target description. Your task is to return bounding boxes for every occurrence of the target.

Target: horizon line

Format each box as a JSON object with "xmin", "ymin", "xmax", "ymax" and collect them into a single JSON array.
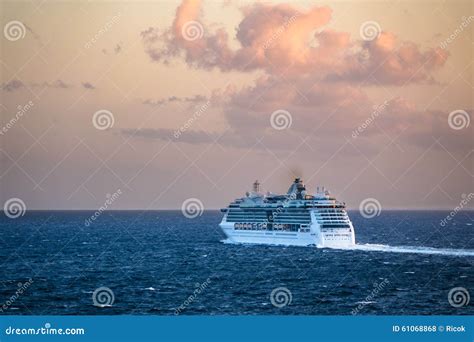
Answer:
[{"xmin": 14, "ymin": 208, "xmax": 474, "ymax": 212}]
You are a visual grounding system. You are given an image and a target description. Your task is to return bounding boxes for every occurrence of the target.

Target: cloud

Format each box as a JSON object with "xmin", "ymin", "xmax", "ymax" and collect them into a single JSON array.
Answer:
[
  {"xmin": 378, "ymin": 102, "xmax": 473, "ymax": 152},
  {"xmin": 82, "ymin": 82, "xmax": 96, "ymax": 89},
  {"xmin": 1, "ymin": 79, "xmax": 24, "ymax": 92},
  {"xmin": 142, "ymin": 1, "xmax": 447, "ymax": 84},
  {"xmin": 102, "ymin": 43, "xmax": 123, "ymax": 55},
  {"xmin": 34, "ymin": 79, "xmax": 73, "ymax": 89},
  {"xmin": 120, "ymin": 127, "xmax": 288, "ymax": 150},
  {"xmin": 327, "ymin": 32, "xmax": 449, "ymax": 85},
  {"xmin": 143, "ymin": 94, "xmax": 208, "ymax": 106},
  {"xmin": 122, "ymin": 127, "xmax": 218, "ymax": 145},
  {"xmin": 114, "ymin": 43, "xmax": 122, "ymax": 54},
  {"xmin": 1, "ymin": 79, "xmax": 97, "ymax": 91},
  {"xmin": 51, "ymin": 79, "xmax": 71, "ymax": 89},
  {"xmin": 137, "ymin": 0, "xmax": 460, "ymax": 154}
]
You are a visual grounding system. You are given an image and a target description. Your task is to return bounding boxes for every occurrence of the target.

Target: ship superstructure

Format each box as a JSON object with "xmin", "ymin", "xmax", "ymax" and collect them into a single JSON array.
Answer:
[{"xmin": 219, "ymin": 178, "xmax": 355, "ymax": 247}]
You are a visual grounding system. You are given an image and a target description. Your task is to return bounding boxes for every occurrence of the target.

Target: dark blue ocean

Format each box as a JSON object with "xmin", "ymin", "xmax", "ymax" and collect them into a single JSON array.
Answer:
[{"xmin": 0, "ymin": 210, "xmax": 472, "ymax": 315}]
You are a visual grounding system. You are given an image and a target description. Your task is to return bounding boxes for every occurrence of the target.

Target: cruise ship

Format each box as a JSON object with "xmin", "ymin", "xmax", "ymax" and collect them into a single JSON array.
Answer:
[{"xmin": 219, "ymin": 178, "xmax": 355, "ymax": 247}]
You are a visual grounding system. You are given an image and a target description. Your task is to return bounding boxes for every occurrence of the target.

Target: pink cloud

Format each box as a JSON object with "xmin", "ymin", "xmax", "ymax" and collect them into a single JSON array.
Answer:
[
  {"xmin": 142, "ymin": 1, "xmax": 447, "ymax": 84},
  {"xmin": 329, "ymin": 32, "xmax": 450, "ymax": 85},
  {"xmin": 137, "ymin": 0, "xmax": 461, "ymax": 154}
]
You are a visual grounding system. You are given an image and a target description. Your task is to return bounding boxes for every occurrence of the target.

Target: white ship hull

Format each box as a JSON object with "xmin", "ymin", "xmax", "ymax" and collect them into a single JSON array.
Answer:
[{"xmin": 219, "ymin": 217, "xmax": 355, "ymax": 248}]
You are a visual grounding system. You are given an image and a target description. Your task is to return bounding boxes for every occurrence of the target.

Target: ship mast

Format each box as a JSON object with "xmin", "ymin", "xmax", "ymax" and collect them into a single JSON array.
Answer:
[{"xmin": 252, "ymin": 180, "xmax": 261, "ymax": 193}]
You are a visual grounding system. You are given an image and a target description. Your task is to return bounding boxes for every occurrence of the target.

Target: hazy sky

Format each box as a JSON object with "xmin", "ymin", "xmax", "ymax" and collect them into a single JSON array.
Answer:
[{"xmin": 0, "ymin": 0, "xmax": 472, "ymax": 210}]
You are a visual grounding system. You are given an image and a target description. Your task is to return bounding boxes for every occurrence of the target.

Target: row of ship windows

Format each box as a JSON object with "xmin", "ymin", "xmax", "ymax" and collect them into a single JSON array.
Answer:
[
  {"xmin": 227, "ymin": 216, "xmax": 310, "ymax": 220},
  {"xmin": 227, "ymin": 213, "xmax": 310, "ymax": 217},
  {"xmin": 228, "ymin": 209, "xmax": 345, "ymax": 213},
  {"xmin": 234, "ymin": 222, "xmax": 304, "ymax": 232},
  {"xmin": 320, "ymin": 224, "xmax": 351, "ymax": 228},
  {"xmin": 227, "ymin": 216, "xmax": 311, "ymax": 219},
  {"xmin": 317, "ymin": 219, "xmax": 348, "ymax": 222},
  {"xmin": 228, "ymin": 212, "xmax": 345, "ymax": 216}
]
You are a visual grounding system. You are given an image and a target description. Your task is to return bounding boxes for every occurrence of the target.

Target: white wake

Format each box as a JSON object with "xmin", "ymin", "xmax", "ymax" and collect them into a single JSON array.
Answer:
[
  {"xmin": 337, "ymin": 243, "xmax": 474, "ymax": 257},
  {"xmin": 222, "ymin": 239, "xmax": 474, "ymax": 257}
]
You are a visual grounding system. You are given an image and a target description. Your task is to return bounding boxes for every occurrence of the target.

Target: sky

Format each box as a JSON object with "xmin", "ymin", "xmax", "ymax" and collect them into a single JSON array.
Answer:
[{"xmin": 0, "ymin": 0, "xmax": 473, "ymax": 210}]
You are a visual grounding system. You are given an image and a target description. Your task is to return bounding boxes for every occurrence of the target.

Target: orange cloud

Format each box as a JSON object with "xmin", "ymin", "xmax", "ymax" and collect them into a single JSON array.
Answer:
[
  {"xmin": 138, "ymin": 0, "xmax": 458, "ymax": 153},
  {"xmin": 142, "ymin": 1, "xmax": 447, "ymax": 84}
]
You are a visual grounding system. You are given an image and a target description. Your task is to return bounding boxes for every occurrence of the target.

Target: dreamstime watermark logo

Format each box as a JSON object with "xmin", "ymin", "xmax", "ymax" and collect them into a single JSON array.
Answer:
[
  {"xmin": 270, "ymin": 287, "xmax": 292, "ymax": 308},
  {"xmin": 440, "ymin": 193, "xmax": 473, "ymax": 227},
  {"xmin": 448, "ymin": 287, "xmax": 470, "ymax": 308},
  {"xmin": 3, "ymin": 198, "xmax": 26, "ymax": 219},
  {"xmin": 84, "ymin": 12, "xmax": 122, "ymax": 49},
  {"xmin": 92, "ymin": 109, "xmax": 115, "ymax": 130},
  {"xmin": 270, "ymin": 109, "xmax": 292, "ymax": 130},
  {"xmin": 174, "ymin": 278, "xmax": 211, "ymax": 315},
  {"xmin": 351, "ymin": 278, "xmax": 390, "ymax": 315},
  {"xmin": 0, "ymin": 101, "xmax": 34, "ymax": 136},
  {"xmin": 173, "ymin": 100, "xmax": 210, "ymax": 139},
  {"xmin": 359, "ymin": 21, "xmax": 381, "ymax": 41},
  {"xmin": 4, "ymin": 323, "xmax": 85, "ymax": 336},
  {"xmin": 262, "ymin": 12, "xmax": 300, "ymax": 50},
  {"xmin": 4, "ymin": 20, "xmax": 26, "ymax": 41},
  {"xmin": 0, "ymin": 278, "xmax": 34, "ymax": 313},
  {"xmin": 359, "ymin": 198, "xmax": 381, "ymax": 218},
  {"xmin": 181, "ymin": 21, "xmax": 204, "ymax": 41},
  {"xmin": 448, "ymin": 110, "xmax": 470, "ymax": 130},
  {"xmin": 181, "ymin": 198, "xmax": 204, "ymax": 219},
  {"xmin": 352, "ymin": 100, "xmax": 389, "ymax": 138},
  {"xmin": 359, "ymin": 21, "xmax": 382, "ymax": 41},
  {"xmin": 440, "ymin": 16, "xmax": 474, "ymax": 49},
  {"xmin": 85, "ymin": 189, "xmax": 122, "ymax": 227},
  {"xmin": 92, "ymin": 287, "xmax": 115, "ymax": 307}
]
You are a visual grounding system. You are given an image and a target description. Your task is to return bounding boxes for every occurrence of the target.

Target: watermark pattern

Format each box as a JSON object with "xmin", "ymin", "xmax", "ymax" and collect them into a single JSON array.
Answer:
[
  {"xmin": 352, "ymin": 101, "xmax": 389, "ymax": 138},
  {"xmin": 92, "ymin": 109, "xmax": 115, "ymax": 130},
  {"xmin": 351, "ymin": 278, "xmax": 390, "ymax": 315},
  {"xmin": 181, "ymin": 21, "xmax": 204, "ymax": 41},
  {"xmin": 92, "ymin": 287, "xmax": 115, "ymax": 307},
  {"xmin": 359, "ymin": 198, "xmax": 381, "ymax": 219},
  {"xmin": 270, "ymin": 287, "xmax": 292, "ymax": 308},
  {"xmin": 440, "ymin": 193, "xmax": 473, "ymax": 227},
  {"xmin": 4, "ymin": 20, "xmax": 26, "ymax": 41},
  {"xmin": 5, "ymin": 323, "xmax": 85, "ymax": 336},
  {"xmin": 0, "ymin": 278, "xmax": 34, "ymax": 313},
  {"xmin": 173, "ymin": 100, "xmax": 210, "ymax": 139},
  {"xmin": 440, "ymin": 16, "xmax": 474, "ymax": 49},
  {"xmin": 268, "ymin": 192, "xmax": 297, "ymax": 222},
  {"xmin": 3, "ymin": 198, "xmax": 26, "ymax": 219},
  {"xmin": 84, "ymin": 12, "xmax": 122, "ymax": 49},
  {"xmin": 262, "ymin": 13, "xmax": 300, "ymax": 50},
  {"xmin": 84, "ymin": 189, "xmax": 122, "ymax": 227},
  {"xmin": 448, "ymin": 287, "xmax": 470, "ymax": 308},
  {"xmin": 359, "ymin": 21, "xmax": 381, "ymax": 41},
  {"xmin": 270, "ymin": 109, "xmax": 292, "ymax": 130},
  {"xmin": 0, "ymin": 101, "xmax": 34, "ymax": 136},
  {"xmin": 174, "ymin": 278, "xmax": 211, "ymax": 315},
  {"xmin": 181, "ymin": 198, "xmax": 204, "ymax": 219},
  {"xmin": 448, "ymin": 109, "xmax": 470, "ymax": 130}
]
